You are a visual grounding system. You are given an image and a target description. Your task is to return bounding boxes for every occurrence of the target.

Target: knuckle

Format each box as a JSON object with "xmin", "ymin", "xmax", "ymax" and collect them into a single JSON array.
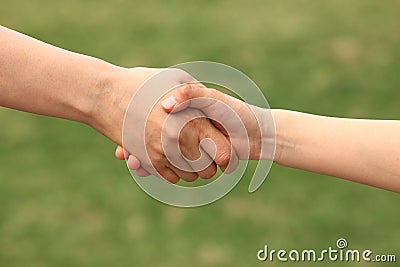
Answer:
[
  {"xmin": 180, "ymin": 83, "xmax": 192, "ymax": 98},
  {"xmin": 215, "ymin": 151, "xmax": 231, "ymax": 166},
  {"xmin": 151, "ymin": 153, "xmax": 165, "ymax": 165}
]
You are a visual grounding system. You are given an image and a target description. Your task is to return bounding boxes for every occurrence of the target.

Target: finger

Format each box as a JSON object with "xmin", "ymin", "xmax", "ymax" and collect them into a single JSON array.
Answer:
[
  {"xmin": 161, "ymin": 151, "xmax": 200, "ymax": 181},
  {"xmin": 200, "ymin": 121, "xmax": 239, "ymax": 173},
  {"xmin": 158, "ymin": 167, "xmax": 180, "ymax": 184},
  {"xmin": 135, "ymin": 167, "xmax": 151, "ymax": 177},
  {"xmin": 126, "ymin": 154, "xmax": 151, "ymax": 176},
  {"xmin": 162, "ymin": 83, "xmax": 216, "ymax": 113},
  {"xmin": 148, "ymin": 153, "xmax": 181, "ymax": 183},
  {"xmin": 161, "ymin": 136, "xmax": 197, "ymax": 175},
  {"xmin": 168, "ymin": 164, "xmax": 199, "ymax": 182},
  {"xmin": 127, "ymin": 155, "xmax": 141, "ymax": 170},
  {"xmin": 178, "ymin": 120, "xmax": 217, "ymax": 179},
  {"xmin": 196, "ymin": 159, "xmax": 217, "ymax": 179},
  {"xmin": 181, "ymin": 138, "xmax": 218, "ymax": 179},
  {"xmin": 115, "ymin": 145, "xmax": 125, "ymax": 160}
]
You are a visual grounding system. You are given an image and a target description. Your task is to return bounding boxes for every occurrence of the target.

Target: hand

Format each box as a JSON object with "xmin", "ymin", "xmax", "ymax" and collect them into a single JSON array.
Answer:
[
  {"xmin": 119, "ymin": 83, "xmax": 275, "ymax": 176},
  {"xmin": 163, "ymin": 84, "xmax": 275, "ymax": 160},
  {"xmin": 93, "ymin": 67, "xmax": 238, "ymax": 183},
  {"xmin": 161, "ymin": 84, "xmax": 276, "ymax": 160}
]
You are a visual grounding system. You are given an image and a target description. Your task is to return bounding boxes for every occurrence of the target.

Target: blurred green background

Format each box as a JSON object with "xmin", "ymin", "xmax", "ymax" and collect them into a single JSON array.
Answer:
[{"xmin": 1, "ymin": 0, "xmax": 399, "ymax": 266}]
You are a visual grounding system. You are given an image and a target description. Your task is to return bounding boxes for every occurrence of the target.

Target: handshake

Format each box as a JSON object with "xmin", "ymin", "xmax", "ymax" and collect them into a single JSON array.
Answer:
[
  {"xmin": 78, "ymin": 65, "xmax": 400, "ymax": 194},
  {"xmin": 109, "ymin": 67, "xmax": 276, "ymax": 184},
  {"xmin": 2, "ymin": 25, "xmax": 398, "ymax": 196}
]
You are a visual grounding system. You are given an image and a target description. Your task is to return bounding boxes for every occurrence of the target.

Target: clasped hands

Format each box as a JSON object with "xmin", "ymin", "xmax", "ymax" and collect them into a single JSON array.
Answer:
[{"xmin": 104, "ymin": 68, "xmax": 273, "ymax": 183}]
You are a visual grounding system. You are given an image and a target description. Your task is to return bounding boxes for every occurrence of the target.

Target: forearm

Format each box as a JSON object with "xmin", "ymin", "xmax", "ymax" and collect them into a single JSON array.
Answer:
[
  {"xmin": 0, "ymin": 25, "xmax": 129, "ymax": 142},
  {"xmin": 272, "ymin": 109, "xmax": 400, "ymax": 192}
]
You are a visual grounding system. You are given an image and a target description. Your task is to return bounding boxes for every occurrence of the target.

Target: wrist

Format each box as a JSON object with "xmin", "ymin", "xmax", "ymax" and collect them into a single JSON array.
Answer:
[
  {"xmin": 85, "ymin": 66, "xmax": 163, "ymax": 145},
  {"xmin": 252, "ymin": 106, "xmax": 276, "ymax": 161},
  {"xmin": 269, "ymin": 109, "xmax": 295, "ymax": 164},
  {"xmin": 85, "ymin": 62, "xmax": 129, "ymax": 144}
]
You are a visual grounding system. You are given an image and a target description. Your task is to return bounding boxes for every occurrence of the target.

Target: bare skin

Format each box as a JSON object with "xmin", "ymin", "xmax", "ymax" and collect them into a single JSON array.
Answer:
[
  {"xmin": 2, "ymin": 25, "xmax": 397, "ymax": 190},
  {"xmin": 0, "ymin": 25, "xmax": 236, "ymax": 183},
  {"xmin": 121, "ymin": 85, "xmax": 400, "ymax": 193}
]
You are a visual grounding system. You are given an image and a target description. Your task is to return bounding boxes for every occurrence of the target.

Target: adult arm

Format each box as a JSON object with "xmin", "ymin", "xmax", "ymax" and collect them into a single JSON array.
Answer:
[
  {"xmin": 0, "ymin": 25, "xmax": 235, "ymax": 182},
  {"xmin": 0, "ymin": 25, "xmax": 121, "ymax": 141}
]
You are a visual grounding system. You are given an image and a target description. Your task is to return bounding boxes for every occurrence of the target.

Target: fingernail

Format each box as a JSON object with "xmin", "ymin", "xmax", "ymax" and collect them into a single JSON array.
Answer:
[{"xmin": 162, "ymin": 96, "xmax": 176, "ymax": 109}]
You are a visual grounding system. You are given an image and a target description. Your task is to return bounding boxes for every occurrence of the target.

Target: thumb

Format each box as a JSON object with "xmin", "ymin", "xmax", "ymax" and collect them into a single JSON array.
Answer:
[{"xmin": 161, "ymin": 83, "xmax": 217, "ymax": 113}]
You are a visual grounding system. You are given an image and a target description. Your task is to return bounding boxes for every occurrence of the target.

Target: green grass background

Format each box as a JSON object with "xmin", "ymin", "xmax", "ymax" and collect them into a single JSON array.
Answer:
[{"xmin": 1, "ymin": 1, "xmax": 399, "ymax": 266}]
